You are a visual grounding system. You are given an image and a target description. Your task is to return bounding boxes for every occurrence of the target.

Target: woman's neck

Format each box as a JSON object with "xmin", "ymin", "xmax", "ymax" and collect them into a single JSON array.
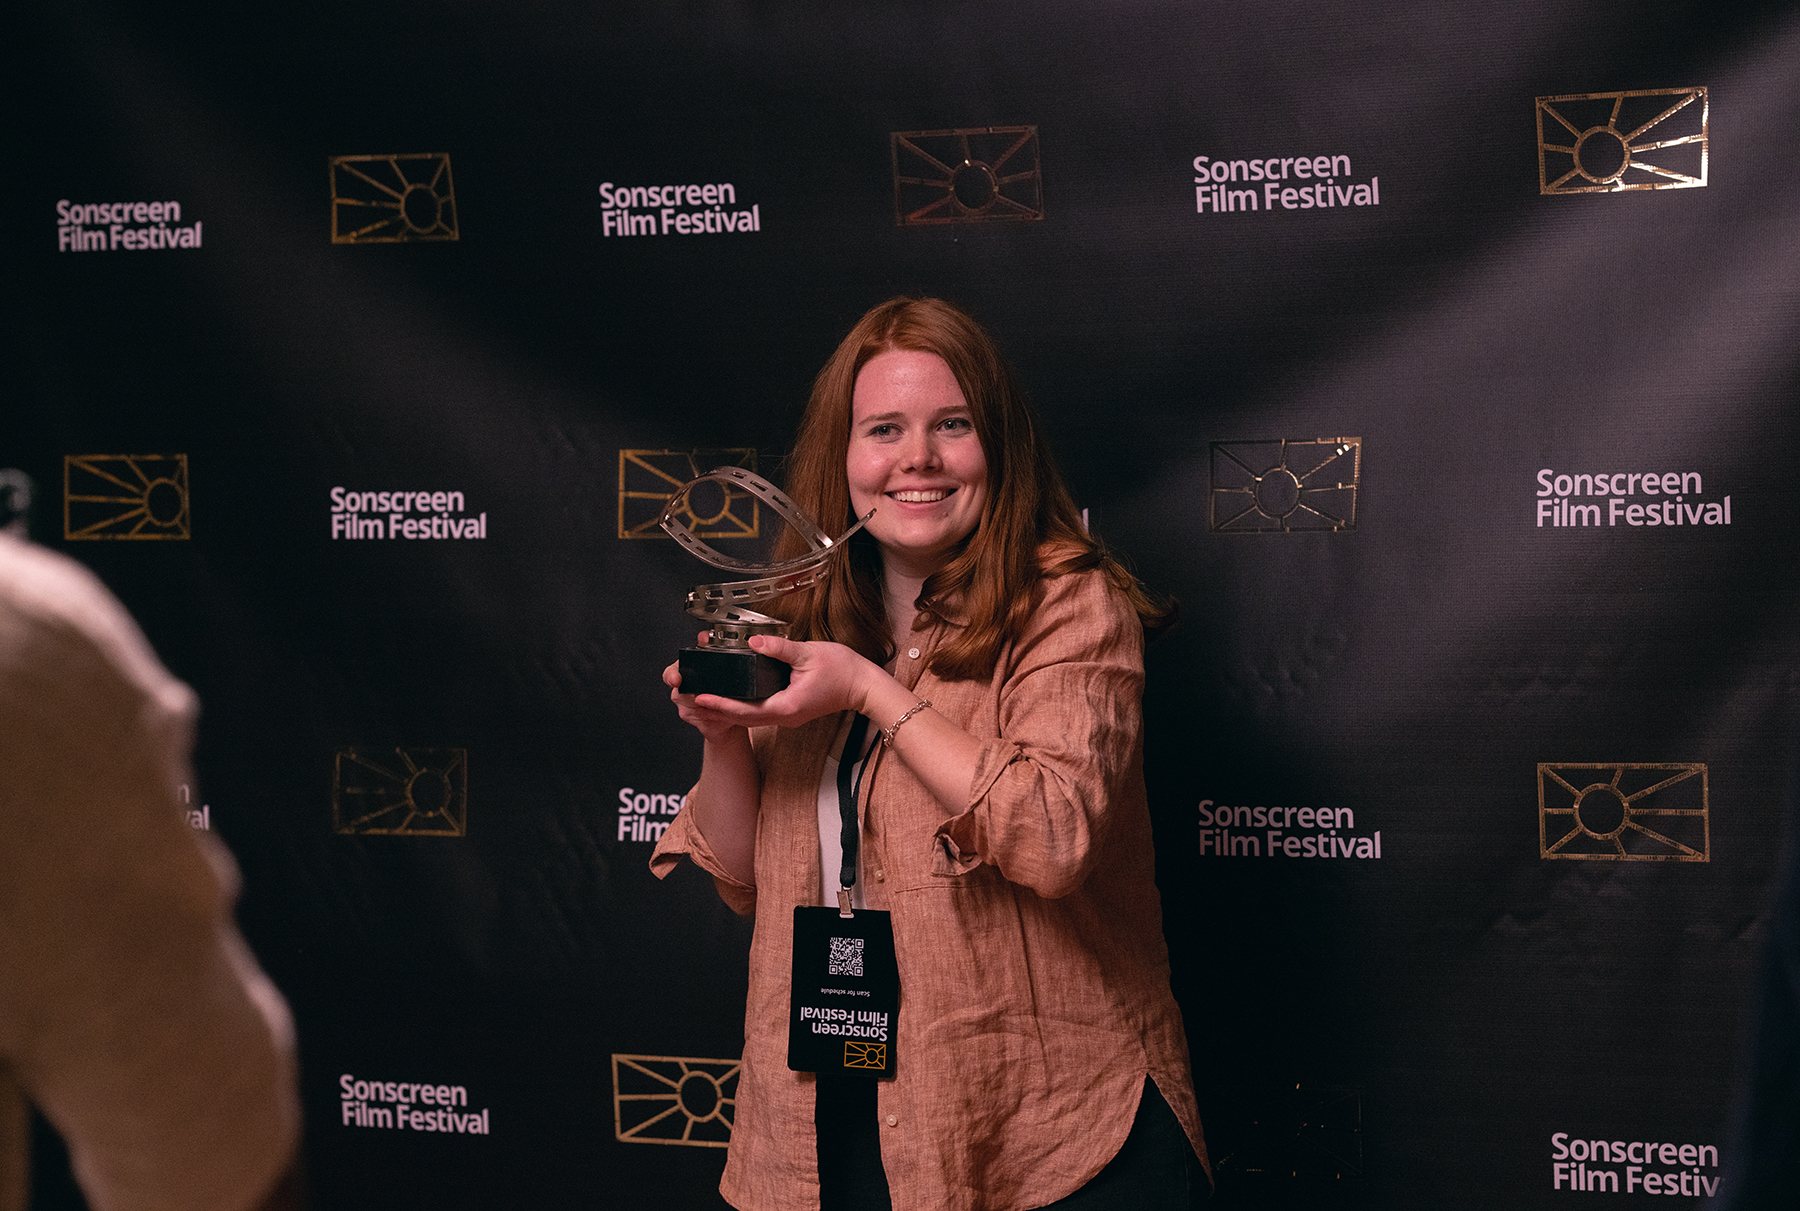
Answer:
[{"xmin": 881, "ymin": 565, "xmax": 929, "ymax": 659}]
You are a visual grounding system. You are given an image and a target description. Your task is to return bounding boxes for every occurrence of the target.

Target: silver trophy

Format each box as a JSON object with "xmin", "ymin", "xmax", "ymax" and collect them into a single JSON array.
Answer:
[{"xmin": 658, "ymin": 467, "xmax": 870, "ymax": 700}]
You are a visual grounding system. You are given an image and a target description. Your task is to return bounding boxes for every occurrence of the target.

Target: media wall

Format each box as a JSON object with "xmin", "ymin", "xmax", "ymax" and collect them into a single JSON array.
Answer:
[{"xmin": 8, "ymin": 1, "xmax": 1800, "ymax": 1206}]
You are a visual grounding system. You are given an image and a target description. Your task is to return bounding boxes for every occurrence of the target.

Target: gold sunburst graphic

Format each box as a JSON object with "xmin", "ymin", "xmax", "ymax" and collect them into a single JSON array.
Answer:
[
  {"xmin": 618, "ymin": 449, "xmax": 760, "ymax": 539},
  {"xmin": 892, "ymin": 127, "xmax": 1043, "ymax": 225},
  {"xmin": 611, "ymin": 1054, "xmax": 738, "ymax": 1147},
  {"xmin": 1536, "ymin": 88, "xmax": 1707, "ymax": 194},
  {"xmin": 1538, "ymin": 763, "xmax": 1708, "ymax": 861},
  {"xmin": 1210, "ymin": 439, "xmax": 1359, "ymax": 533},
  {"xmin": 63, "ymin": 455, "xmax": 190, "ymax": 540},
  {"xmin": 333, "ymin": 747, "xmax": 468, "ymax": 836},
  {"xmin": 330, "ymin": 153, "xmax": 460, "ymax": 243}
]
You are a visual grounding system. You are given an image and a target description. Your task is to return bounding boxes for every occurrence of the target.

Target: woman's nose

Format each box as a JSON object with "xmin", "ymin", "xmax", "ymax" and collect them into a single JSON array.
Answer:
[{"xmin": 899, "ymin": 430, "xmax": 941, "ymax": 471}]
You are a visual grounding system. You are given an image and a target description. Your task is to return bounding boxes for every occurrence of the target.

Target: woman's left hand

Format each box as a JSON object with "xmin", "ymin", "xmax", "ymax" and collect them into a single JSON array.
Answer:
[{"xmin": 686, "ymin": 635, "xmax": 881, "ymax": 729}]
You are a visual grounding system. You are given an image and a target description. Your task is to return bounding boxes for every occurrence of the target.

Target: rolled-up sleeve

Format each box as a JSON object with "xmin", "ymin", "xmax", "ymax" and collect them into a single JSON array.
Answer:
[
  {"xmin": 931, "ymin": 572, "xmax": 1145, "ymax": 898},
  {"xmin": 649, "ymin": 797, "xmax": 758, "ymax": 916}
]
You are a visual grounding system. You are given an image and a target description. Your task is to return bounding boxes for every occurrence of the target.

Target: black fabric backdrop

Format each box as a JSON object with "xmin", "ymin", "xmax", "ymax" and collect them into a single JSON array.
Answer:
[{"xmin": 7, "ymin": 1, "xmax": 1800, "ymax": 1207}]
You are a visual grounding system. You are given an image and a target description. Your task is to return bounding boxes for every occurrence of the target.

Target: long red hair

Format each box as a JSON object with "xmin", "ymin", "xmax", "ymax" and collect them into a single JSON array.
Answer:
[{"xmin": 774, "ymin": 297, "xmax": 1173, "ymax": 678}]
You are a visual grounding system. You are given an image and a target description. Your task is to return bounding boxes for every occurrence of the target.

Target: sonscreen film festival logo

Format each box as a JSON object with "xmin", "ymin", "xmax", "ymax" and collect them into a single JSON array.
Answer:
[
  {"xmin": 1537, "ymin": 87, "xmax": 1707, "ymax": 195},
  {"xmin": 328, "ymin": 487, "xmax": 487, "ymax": 541},
  {"xmin": 617, "ymin": 786, "xmax": 686, "ymax": 843},
  {"xmin": 618, "ymin": 449, "xmax": 760, "ymax": 540},
  {"xmin": 339, "ymin": 1073, "xmax": 490, "ymax": 1136},
  {"xmin": 892, "ymin": 127, "xmax": 1043, "ymax": 226},
  {"xmin": 1548, "ymin": 1131, "xmax": 1720, "ymax": 1196},
  {"xmin": 612, "ymin": 1054, "xmax": 738, "ymax": 1147},
  {"xmin": 598, "ymin": 180, "xmax": 762, "ymax": 238},
  {"xmin": 330, "ymin": 154, "xmax": 459, "ymax": 243},
  {"xmin": 1533, "ymin": 467, "xmax": 1732, "ymax": 530},
  {"xmin": 1538, "ymin": 763, "xmax": 1707, "ymax": 862},
  {"xmin": 64, "ymin": 455, "xmax": 189, "ymax": 541},
  {"xmin": 333, "ymin": 748, "xmax": 468, "ymax": 837},
  {"xmin": 1210, "ymin": 439, "xmax": 1359, "ymax": 533},
  {"xmin": 1199, "ymin": 800, "xmax": 1381, "ymax": 860},
  {"xmin": 56, "ymin": 199, "xmax": 203, "ymax": 252},
  {"xmin": 1190, "ymin": 153, "xmax": 1380, "ymax": 215}
]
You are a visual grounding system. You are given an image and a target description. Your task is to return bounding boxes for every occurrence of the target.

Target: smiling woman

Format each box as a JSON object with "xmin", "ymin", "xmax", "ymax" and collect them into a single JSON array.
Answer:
[{"xmin": 651, "ymin": 297, "xmax": 1206, "ymax": 1211}]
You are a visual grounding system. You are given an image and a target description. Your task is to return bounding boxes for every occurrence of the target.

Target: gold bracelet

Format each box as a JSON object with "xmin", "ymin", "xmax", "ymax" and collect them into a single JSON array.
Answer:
[{"xmin": 880, "ymin": 699, "xmax": 932, "ymax": 746}]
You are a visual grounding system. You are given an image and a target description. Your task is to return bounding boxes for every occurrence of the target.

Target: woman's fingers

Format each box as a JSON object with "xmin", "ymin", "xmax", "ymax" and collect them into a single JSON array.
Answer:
[
  {"xmin": 746, "ymin": 633, "xmax": 800, "ymax": 663},
  {"xmin": 669, "ymin": 637, "xmax": 881, "ymax": 731}
]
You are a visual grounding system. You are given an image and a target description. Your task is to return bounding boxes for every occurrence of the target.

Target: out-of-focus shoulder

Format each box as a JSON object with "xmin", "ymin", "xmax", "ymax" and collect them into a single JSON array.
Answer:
[
  {"xmin": 0, "ymin": 533, "xmax": 117, "ymax": 620},
  {"xmin": 0, "ymin": 534, "xmax": 196, "ymax": 722}
]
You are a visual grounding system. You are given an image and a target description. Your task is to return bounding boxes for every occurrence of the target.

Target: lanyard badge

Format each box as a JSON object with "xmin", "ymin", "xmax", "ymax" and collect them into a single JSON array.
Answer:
[{"xmin": 789, "ymin": 714, "xmax": 900, "ymax": 1078}]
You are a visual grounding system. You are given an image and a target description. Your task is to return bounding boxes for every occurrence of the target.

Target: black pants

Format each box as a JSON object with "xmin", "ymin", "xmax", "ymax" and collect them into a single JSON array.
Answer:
[{"xmin": 815, "ymin": 1074, "xmax": 1207, "ymax": 1211}]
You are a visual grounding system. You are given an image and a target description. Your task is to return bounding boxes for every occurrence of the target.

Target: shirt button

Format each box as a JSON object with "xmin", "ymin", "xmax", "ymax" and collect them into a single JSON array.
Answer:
[
  {"xmin": 875, "ymin": 869, "xmax": 885, "ymax": 881},
  {"xmin": 885, "ymin": 1114, "xmax": 898, "ymax": 1127},
  {"xmin": 907, "ymin": 648, "xmax": 920, "ymax": 659}
]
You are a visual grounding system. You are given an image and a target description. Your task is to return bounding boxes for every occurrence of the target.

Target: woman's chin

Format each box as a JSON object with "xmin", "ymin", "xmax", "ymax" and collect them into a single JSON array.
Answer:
[{"xmin": 873, "ymin": 537, "xmax": 958, "ymax": 576}]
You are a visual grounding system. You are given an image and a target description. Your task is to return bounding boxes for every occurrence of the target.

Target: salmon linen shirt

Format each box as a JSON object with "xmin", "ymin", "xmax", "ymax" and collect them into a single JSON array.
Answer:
[{"xmin": 651, "ymin": 567, "xmax": 1207, "ymax": 1211}]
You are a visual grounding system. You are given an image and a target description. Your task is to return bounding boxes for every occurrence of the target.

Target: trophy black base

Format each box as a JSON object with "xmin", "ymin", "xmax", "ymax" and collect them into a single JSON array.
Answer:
[{"xmin": 678, "ymin": 646, "xmax": 791, "ymax": 700}]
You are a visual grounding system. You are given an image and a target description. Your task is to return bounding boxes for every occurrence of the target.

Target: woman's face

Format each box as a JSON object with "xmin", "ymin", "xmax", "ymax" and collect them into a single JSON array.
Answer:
[{"xmin": 847, "ymin": 349, "xmax": 989, "ymax": 580}]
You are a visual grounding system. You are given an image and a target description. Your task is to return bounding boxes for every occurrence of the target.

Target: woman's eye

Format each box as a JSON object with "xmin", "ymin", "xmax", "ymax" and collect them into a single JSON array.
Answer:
[
  {"xmin": 868, "ymin": 423, "xmax": 896, "ymax": 438},
  {"xmin": 940, "ymin": 416, "xmax": 972, "ymax": 431}
]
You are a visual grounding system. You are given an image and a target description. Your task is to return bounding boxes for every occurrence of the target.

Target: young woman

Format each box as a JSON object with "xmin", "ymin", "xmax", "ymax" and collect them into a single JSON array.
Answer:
[{"xmin": 652, "ymin": 297, "xmax": 1207, "ymax": 1211}]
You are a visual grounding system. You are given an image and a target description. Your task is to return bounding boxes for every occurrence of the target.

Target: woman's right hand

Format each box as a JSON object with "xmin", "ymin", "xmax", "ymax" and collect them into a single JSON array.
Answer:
[
  {"xmin": 662, "ymin": 632, "xmax": 761, "ymax": 886},
  {"xmin": 664, "ymin": 633, "xmax": 749, "ymax": 744}
]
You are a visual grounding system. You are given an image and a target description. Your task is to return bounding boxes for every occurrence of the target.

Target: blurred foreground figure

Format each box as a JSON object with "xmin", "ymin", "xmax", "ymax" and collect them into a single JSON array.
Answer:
[{"xmin": 0, "ymin": 526, "xmax": 301, "ymax": 1211}]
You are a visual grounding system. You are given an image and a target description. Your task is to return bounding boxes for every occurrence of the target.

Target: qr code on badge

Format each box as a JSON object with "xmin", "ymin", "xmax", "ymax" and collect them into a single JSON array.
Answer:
[{"xmin": 828, "ymin": 937, "xmax": 864, "ymax": 977}]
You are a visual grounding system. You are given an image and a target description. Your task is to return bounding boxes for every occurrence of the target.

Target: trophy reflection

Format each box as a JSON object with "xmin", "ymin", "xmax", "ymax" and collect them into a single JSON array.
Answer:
[{"xmin": 658, "ymin": 467, "xmax": 869, "ymax": 700}]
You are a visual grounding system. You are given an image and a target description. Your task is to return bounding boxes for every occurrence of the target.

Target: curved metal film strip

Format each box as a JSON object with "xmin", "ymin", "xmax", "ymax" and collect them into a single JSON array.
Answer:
[{"xmin": 658, "ymin": 467, "xmax": 869, "ymax": 627}]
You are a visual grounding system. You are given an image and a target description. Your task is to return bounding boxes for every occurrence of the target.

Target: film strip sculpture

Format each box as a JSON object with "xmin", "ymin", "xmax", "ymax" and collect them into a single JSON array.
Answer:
[{"xmin": 659, "ymin": 467, "xmax": 870, "ymax": 699}]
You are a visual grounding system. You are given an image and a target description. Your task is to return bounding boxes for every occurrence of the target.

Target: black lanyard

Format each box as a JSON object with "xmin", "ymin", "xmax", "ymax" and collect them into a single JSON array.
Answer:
[
  {"xmin": 835, "ymin": 713, "xmax": 872, "ymax": 912},
  {"xmin": 790, "ymin": 710, "xmax": 897, "ymax": 1077}
]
